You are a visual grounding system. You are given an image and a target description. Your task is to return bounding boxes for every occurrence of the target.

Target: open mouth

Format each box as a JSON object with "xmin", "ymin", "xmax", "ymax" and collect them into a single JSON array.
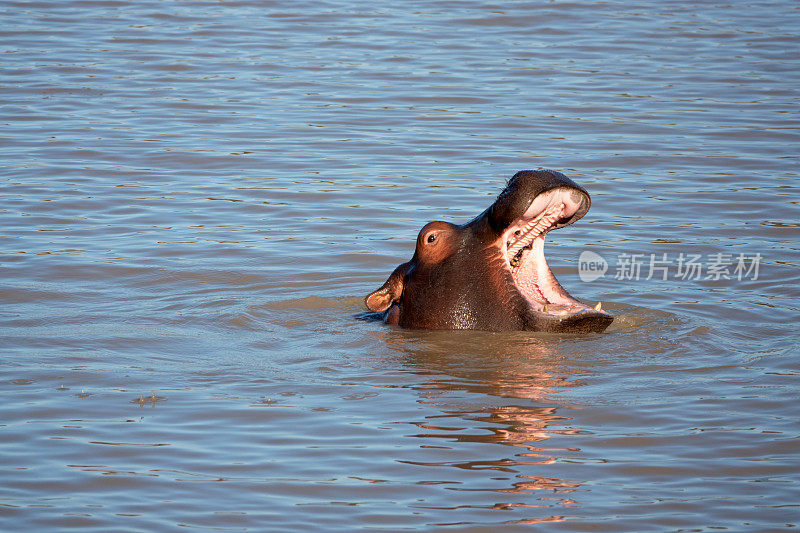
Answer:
[{"xmin": 502, "ymin": 187, "xmax": 607, "ymax": 319}]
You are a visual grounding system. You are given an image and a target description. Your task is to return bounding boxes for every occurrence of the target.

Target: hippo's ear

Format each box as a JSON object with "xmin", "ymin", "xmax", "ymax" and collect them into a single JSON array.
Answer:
[
  {"xmin": 365, "ymin": 262, "xmax": 411, "ymax": 313},
  {"xmin": 365, "ymin": 286, "xmax": 398, "ymax": 313}
]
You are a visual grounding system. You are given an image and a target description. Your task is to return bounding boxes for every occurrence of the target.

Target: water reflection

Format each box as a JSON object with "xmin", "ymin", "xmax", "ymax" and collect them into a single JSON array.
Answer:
[{"xmin": 382, "ymin": 329, "xmax": 584, "ymax": 518}]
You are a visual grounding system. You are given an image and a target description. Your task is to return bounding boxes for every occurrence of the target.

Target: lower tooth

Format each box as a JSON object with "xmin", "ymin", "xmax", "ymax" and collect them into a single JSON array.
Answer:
[{"xmin": 594, "ymin": 301, "xmax": 602, "ymax": 311}]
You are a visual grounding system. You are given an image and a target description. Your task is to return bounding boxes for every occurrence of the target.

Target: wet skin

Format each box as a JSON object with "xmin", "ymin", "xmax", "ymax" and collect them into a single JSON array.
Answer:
[{"xmin": 365, "ymin": 170, "xmax": 613, "ymax": 333}]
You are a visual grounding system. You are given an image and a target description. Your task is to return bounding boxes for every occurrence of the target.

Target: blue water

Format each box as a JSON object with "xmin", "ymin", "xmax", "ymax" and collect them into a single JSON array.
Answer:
[{"xmin": 1, "ymin": 1, "xmax": 799, "ymax": 530}]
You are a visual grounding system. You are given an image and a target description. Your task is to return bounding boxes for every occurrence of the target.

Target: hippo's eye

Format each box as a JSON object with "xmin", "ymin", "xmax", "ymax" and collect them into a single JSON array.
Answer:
[{"xmin": 426, "ymin": 233, "xmax": 437, "ymax": 244}]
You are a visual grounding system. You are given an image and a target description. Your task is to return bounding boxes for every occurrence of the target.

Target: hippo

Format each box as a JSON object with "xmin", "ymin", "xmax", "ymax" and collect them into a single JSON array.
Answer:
[{"xmin": 365, "ymin": 170, "xmax": 613, "ymax": 333}]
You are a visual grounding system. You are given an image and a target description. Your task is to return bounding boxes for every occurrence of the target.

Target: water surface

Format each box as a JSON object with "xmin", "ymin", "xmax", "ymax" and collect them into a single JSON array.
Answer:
[{"xmin": 1, "ymin": 1, "xmax": 799, "ymax": 530}]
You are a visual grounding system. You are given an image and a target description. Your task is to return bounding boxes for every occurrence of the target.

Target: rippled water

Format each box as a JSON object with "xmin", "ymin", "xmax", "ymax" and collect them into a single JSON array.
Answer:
[{"xmin": 2, "ymin": 1, "xmax": 799, "ymax": 530}]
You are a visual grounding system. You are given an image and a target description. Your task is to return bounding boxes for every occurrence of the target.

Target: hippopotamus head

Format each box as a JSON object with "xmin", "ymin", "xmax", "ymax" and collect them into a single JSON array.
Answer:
[{"xmin": 365, "ymin": 170, "xmax": 613, "ymax": 333}]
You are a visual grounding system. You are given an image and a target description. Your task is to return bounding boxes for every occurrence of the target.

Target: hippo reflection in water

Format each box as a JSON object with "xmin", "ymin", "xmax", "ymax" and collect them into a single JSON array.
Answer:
[{"xmin": 365, "ymin": 170, "xmax": 613, "ymax": 333}]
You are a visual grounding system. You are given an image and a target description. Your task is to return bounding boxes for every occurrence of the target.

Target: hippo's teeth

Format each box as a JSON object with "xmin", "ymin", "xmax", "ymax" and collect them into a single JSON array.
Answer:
[
  {"xmin": 543, "ymin": 304, "xmax": 548, "ymax": 313},
  {"xmin": 507, "ymin": 201, "xmax": 568, "ymax": 260},
  {"xmin": 508, "ymin": 243, "xmax": 532, "ymax": 269},
  {"xmin": 594, "ymin": 301, "xmax": 602, "ymax": 311}
]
